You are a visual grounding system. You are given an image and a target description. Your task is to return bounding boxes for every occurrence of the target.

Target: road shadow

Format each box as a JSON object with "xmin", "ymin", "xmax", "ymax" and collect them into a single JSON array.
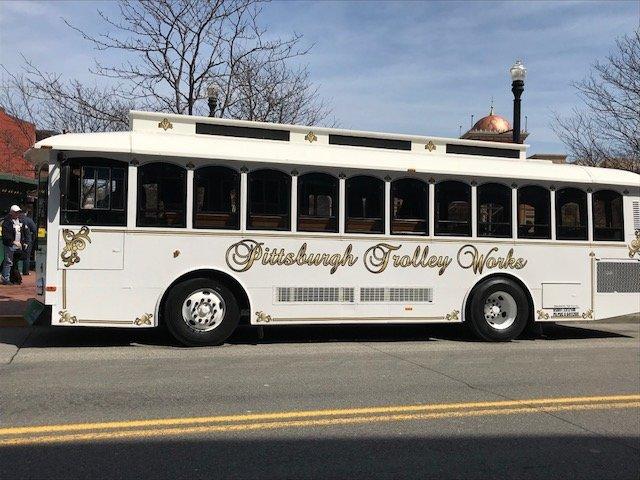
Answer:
[
  {"xmin": 0, "ymin": 320, "xmax": 632, "ymax": 349},
  {"xmin": 0, "ymin": 434, "xmax": 637, "ymax": 479}
]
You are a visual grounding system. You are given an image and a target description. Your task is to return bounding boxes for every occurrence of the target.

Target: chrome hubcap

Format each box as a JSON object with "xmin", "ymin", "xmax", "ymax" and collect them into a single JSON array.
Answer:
[
  {"xmin": 483, "ymin": 291, "xmax": 517, "ymax": 330},
  {"xmin": 181, "ymin": 288, "xmax": 225, "ymax": 332}
]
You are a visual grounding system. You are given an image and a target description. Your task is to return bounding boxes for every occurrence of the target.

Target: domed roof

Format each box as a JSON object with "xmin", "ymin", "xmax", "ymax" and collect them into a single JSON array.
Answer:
[{"xmin": 469, "ymin": 107, "xmax": 512, "ymax": 134}]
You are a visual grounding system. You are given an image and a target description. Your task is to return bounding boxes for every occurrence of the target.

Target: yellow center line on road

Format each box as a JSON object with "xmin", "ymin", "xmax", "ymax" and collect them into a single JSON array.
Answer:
[
  {"xmin": 1, "ymin": 393, "xmax": 638, "ymax": 438},
  {"xmin": 1, "ymin": 400, "xmax": 638, "ymax": 447}
]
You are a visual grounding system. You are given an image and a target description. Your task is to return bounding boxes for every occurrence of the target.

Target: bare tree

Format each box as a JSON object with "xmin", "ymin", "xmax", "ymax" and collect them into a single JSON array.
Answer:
[
  {"xmin": 0, "ymin": 0, "xmax": 331, "ymax": 135},
  {"xmin": 553, "ymin": 30, "xmax": 639, "ymax": 172}
]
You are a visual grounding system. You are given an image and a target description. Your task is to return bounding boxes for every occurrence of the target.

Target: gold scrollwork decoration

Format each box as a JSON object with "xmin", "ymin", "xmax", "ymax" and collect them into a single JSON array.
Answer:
[
  {"xmin": 581, "ymin": 309, "xmax": 594, "ymax": 320},
  {"xmin": 60, "ymin": 226, "xmax": 91, "ymax": 267},
  {"xmin": 305, "ymin": 131, "xmax": 317, "ymax": 143},
  {"xmin": 425, "ymin": 140, "xmax": 436, "ymax": 152},
  {"xmin": 158, "ymin": 118, "xmax": 173, "ymax": 131},
  {"xmin": 445, "ymin": 309, "xmax": 459, "ymax": 321},
  {"xmin": 255, "ymin": 311, "xmax": 272, "ymax": 323},
  {"xmin": 59, "ymin": 310, "xmax": 78, "ymax": 324},
  {"xmin": 134, "ymin": 313, "xmax": 153, "ymax": 326},
  {"xmin": 537, "ymin": 309, "xmax": 550, "ymax": 320},
  {"xmin": 629, "ymin": 230, "xmax": 640, "ymax": 258}
]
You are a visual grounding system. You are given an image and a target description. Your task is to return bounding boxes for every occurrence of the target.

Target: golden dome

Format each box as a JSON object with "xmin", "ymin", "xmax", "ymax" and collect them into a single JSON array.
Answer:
[{"xmin": 470, "ymin": 107, "xmax": 512, "ymax": 134}]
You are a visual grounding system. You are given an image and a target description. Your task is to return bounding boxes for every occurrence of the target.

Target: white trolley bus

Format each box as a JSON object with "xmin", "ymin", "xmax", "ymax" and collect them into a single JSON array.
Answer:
[{"xmin": 26, "ymin": 111, "xmax": 640, "ymax": 345}]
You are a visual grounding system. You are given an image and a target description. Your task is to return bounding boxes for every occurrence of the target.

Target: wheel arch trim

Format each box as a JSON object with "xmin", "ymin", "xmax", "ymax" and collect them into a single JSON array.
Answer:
[
  {"xmin": 461, "ymin": 272, "xmax": 534, "ymax": 324},
  {"xmin": 154, "ymin": 266, "xmax": 253, "ymax": 326}
]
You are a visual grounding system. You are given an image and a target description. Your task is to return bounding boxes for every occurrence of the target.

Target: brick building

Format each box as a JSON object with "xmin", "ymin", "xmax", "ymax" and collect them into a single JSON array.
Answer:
[{"xmin": 0, "ymin": 107, "xmax": 37, "ymax": 214}]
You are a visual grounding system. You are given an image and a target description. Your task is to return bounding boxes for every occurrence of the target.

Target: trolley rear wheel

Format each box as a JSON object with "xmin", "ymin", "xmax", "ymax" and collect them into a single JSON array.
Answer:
[{"xmin": 466, "ymin": 277, "xmax": 530, "ymax": 342}]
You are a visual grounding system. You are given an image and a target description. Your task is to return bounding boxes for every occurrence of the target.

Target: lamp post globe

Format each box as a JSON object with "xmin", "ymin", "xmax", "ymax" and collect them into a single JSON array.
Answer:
[{"xmin": 510, "ymin": 60, "xmax": 526, "ymax": 144}]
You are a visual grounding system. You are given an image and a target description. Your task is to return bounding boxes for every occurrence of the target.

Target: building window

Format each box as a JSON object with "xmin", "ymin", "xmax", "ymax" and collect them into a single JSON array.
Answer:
[
  {"xmin": 60, "ymin": 158, "xmax": 127, "ymax": 226},
  {"xmin": 391, "ymin": 178, "xmax": 428, "ymax": 235},
  {"xmin": 478, "ymin": 183, "xmax": 512, "ymax": 238},
  {"xmin": 435, "ymin": 181, "xmax": 471, "ymax": 236},
  {"xmin": 556, "ymin": 187, "xmax": 588, "ymax": 240},
  {"xmin": 517, "ymin": 185, "xmax": 550, "ymax": 239},
  {"xmin": 137, "ymin": 162, "xmax": 186, "ymax": 228},
  {"xmin": 346, "ymin": 175, "xmax": 384, "ymax": 234},
  {"xmin": 593, "ymin": 190, "xmax": 624, "ymax": 241},
  {"xmin": 298, "ymin": 173, "xmax": 338, "ymax": 232},
  {"xmin": 248, "ymin": 169, "xmax": 291, "ymax": 230},
  {"xmin": 193, "ymin": 166, "xmax": 239, "ymax": 229}
]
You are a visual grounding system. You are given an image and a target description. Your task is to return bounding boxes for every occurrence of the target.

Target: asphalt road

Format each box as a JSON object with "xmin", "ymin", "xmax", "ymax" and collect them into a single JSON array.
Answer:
[{"xmin": 0, "ymin": 320, "xmax": 638, "ymax": 479}]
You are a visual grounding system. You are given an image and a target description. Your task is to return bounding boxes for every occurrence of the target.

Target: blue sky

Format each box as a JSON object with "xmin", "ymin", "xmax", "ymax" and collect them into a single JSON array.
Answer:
[{"xmin": 1, "ymin": 0, "xmax": 638, "ymax": 154}]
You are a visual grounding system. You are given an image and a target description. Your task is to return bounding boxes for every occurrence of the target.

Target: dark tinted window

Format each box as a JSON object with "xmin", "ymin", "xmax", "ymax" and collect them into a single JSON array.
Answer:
[
  {"xmin": 346, "ymin": 175, "xmax": 384, "ymax": 234},
  {"xmin": 478, "ymin": 183, "xmax": 512, "ymax": 238},
  {"xmin": 435, "ymin": 181, "xmax": 471, "ymax": 236},
  {"xmin": 593, "ymin": 190, "xmax": 624, "ymax": 241},
  {"xmin": 391, "ymin": 178, "xmax": 428, "ymax": 235},
  {"xmin": 194, "ymin": 166, "xmax": 239, "ymax": 229},
  {"xmin": 60, "ymin": 158, "xmax": 127, "ymax": 226},
  {"xmin": 518, "ymin": 186, "xmax": 550, "ymax": 239},
  {"xmin": 556, "ymin": 187, "xmax": 587, "ymax": 240},
  {"xmin": 298, "ymin": 173, "xmax": 338, "ymax": 233},
  {"xmin": 137, "ymin": 162, "xmax": 186, "ymax": 228},
  {"xmin": 248, "ymin": 169, "xmax": 291, "ymax": 230}
]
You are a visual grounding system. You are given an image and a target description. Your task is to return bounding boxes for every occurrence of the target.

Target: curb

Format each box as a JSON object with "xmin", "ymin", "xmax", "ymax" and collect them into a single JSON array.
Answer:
[{"xmin": 0, "ymin": 316, "xmax": 28, "ymax": 328}]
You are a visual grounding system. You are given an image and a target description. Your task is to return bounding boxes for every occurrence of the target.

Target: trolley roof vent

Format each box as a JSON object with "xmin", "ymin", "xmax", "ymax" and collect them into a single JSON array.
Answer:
[
  {"xmin": 445, "ymin": 143, "xmax": 520, "ymax": 159},
  {"xmin": 329, "ymin": 134, "xmax": 412, "ymax": 151},
  {"xmin": 195, "ymin": 123, "xmax": 290, "ymax": 142}
]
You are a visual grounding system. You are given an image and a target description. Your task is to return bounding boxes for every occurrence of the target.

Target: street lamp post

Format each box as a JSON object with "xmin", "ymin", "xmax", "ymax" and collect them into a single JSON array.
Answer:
[
  {"xmin": 207, "ymin": 84, "xmax": 218, "ymax": 117},
  {"xmin": 510, "ymin": 60, "xmax": 526, "ymax": 144}
]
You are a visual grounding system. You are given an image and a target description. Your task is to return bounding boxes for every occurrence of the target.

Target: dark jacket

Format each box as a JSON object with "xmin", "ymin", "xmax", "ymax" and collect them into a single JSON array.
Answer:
[
  {"xmin": 1, "ymin": 215, "xmax": 29, "ymax": 248},
  {"xmin": 20, "ymin": 214, "xmax": 36, "ymax": 248}
]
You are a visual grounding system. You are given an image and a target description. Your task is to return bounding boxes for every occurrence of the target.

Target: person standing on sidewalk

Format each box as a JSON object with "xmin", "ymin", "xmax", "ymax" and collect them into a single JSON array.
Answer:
[
  {"xmin": 1, "ymin": 205, "xmax": 28, "ymax": 285},
  {"xmin": 20, "ymin": 209, "xmax": 36, "ymax": 275}
]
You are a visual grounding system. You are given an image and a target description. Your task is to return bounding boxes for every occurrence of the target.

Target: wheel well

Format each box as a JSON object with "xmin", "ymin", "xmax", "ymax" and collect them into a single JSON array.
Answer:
[
  {"xmin": 158, "ymin": 269, "xmax": 251, "ymax": 326},
  {"xmin": 464, "ymin": 273, "xmax": 534, "ymax": 324}
]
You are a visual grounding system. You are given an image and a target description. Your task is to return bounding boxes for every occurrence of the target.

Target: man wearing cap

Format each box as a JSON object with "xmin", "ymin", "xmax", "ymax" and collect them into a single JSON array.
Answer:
[{"xmin": 1, "ymin": 205, "xmax": 28, "ymax": 285}]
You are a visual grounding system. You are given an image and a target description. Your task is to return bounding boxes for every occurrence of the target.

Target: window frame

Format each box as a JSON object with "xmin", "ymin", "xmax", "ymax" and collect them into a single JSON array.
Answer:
[
  {"xmin": 136, "ymin": 161, "xmax": 187, "ymax": 228},
  {"xmin": 517, "ymin": 185, "xmax": 551, "ymax": 240},
  {"xmin": 592, "ymin": 189, "xmax": 624, "ymax": 242},
  {"xmin": 345, "ymin": 174, "xmax": 385, "ymax": 234},
  {"xmin": 555, "ymin": 187, "xmax": 588, "ymax": 241},
  {"xmin": 390, "ymin": 177, "xmax": 429, "ymax": 235},
  {"xmin": 477, "ymin": 182, "xmax": 512, "ymax": 238},
  {"xmin": 247, "ymin": 168, "xmax": 291, "ymax": 231},
  {"xmin": 434, "ymin": 180, "xmax": 472, "ymax": 237},
  {"xmin": 59, "ymin": 157, "xmax": 128, "ymax": 227},
  {"xmin": 193, "ymin": 165, "xmax": 240, "ymax": 230},
  {"xmin": 297, "ymin": 171, "xmax": 339, "ymax": 233}
]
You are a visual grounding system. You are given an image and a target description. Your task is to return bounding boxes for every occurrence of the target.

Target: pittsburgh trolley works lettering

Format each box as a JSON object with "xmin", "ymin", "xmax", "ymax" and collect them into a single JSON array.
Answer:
[{"xmin": 226, "ymin": 239, "xmax": 528, "ymax": 276}]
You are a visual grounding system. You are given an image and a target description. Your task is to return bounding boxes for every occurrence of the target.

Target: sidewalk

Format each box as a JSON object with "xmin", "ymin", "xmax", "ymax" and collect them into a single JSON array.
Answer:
[{"xmin": 0, "ymin": 274, "xmax": 35, "ymax": 323}]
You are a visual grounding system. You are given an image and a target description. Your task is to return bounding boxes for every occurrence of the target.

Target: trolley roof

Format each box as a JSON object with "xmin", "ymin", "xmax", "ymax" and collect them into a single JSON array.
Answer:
[{"xmin": 25, "ymin": 110, "xmax": 640, "ymax": 188}]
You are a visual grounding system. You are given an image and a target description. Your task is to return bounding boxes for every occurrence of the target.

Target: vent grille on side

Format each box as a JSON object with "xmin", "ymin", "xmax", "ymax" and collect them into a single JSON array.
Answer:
[
  {"xmin": 633, "ymin": 201, "xmax": 640, "ymax": 230},
  {"xmin": 276, "ymin": 287, "xmax": 354, "ymax": 303},
  {"xmin": 597, "ymin": 261, "xmax": 640, "ymax": 293},
  {"xmin": 360, "ymin": 287, "xmax": 434, "ymax": 303}
]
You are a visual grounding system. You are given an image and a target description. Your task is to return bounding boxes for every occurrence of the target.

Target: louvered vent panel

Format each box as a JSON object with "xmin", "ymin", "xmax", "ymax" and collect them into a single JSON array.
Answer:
[
  {"xmin": 276, "ymin": 287, "xmax": 354, "ymax": 303},
  {"xmin": 597, "ymin": 261, "xmax": 640, "ymax": 293},
  {"xmin": 360, "ymin": 287, "xmax": 434, "ymax": 303},
  {"xmin": 633, "ymin": 201, "xmax": 640, "ymax": 230}
]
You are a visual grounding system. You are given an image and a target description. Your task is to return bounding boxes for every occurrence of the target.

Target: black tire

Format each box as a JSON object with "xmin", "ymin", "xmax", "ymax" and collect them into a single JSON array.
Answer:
[
  {"xmin": 466, "ymin": 277, "xmax": 530, "ymax": 342},
  {"xmin": 164, "ymin": 277, "xmax": 240, "ymax": 346}
]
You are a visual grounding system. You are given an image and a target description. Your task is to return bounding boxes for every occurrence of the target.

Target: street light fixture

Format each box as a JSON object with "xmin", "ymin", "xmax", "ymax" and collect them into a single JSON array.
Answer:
[{"xmin": 510, "ymin": 60, "xmax": 526, "ymax": 143}]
